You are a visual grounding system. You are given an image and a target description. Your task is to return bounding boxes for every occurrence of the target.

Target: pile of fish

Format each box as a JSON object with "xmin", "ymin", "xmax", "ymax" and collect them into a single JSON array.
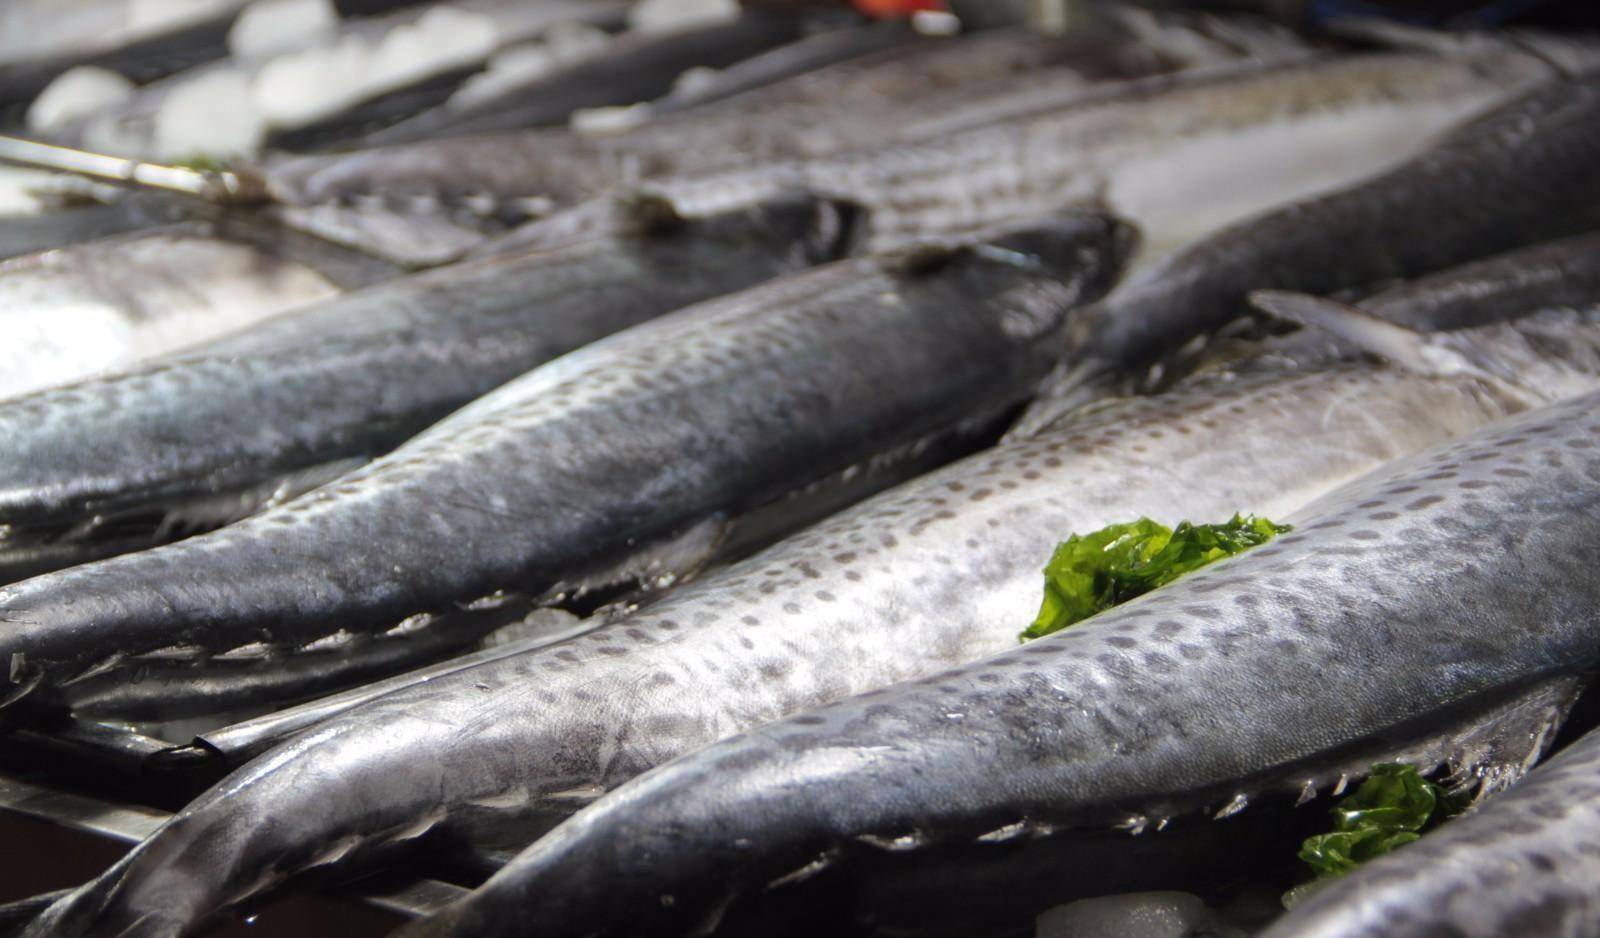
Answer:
[{"xmin": 3, "ymin": 2, "xmax": 1600, "ymax": 937}]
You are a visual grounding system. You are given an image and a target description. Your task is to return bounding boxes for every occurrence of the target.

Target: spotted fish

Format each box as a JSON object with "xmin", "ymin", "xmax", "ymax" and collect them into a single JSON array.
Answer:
[
  {"xmin": 31, "ymin": 293, "xmax": 1600, "ymax": 938},
  {"xmin": 0, "ymin": 212, "xmax": 1132, "ymax": 725},
  {"xmin": 0, "ymin": 195, "xmax": 853, "ymax": 585},
  {"xmin": 1016, "ymin": 65, "xmax": 1600, "ymax": 434},
  {"xmin": 262, "ymin": 24, "xmax": 1200, "ymax": 265},
  {"xmin": 1261, "ymin": 724, "xmax": 1600, "ymax": 938},
  {"xmin": 390, "ymin": 353, "xmax": 1600, "ymax": 938}
]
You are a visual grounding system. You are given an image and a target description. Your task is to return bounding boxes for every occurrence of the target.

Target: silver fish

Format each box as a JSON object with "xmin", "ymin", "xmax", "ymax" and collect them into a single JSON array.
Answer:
[
  {"xmin": 0, "ymin": 213, "xmax": 1132, "ymax": 724},
  {"xmin": 34, "ymin": 289, "xmax": 1600, "ymax": 938},
  {"xmin": 1261, "ymin": 724, "xmax": 1600, "ymax": 938},
  {"xmin": 0, "ymin": 226, "xmax": 339, "ymax": 399},
  {"xmin": 399, "ymin": 359, "xmax": 1600, "ymax": 938},
  {"xmin": 641, "ymin": 44, "xmax": 1575, "ymax": 254},
  {"xmin": 262, "ymin": 18, "xmax": 1279, "ymax": 265},
  {"xmin": 1016, "ymin": 66, "xmax": 1600, "ymax": 435},
  {"xmin": 0, "ymin": 195, "xmax": 853, "ymax": 585}
]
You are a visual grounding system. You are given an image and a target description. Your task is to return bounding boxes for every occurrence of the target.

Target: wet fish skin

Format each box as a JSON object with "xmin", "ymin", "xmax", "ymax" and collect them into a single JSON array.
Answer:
[
  {"xmin": 265, "ymin": 28, "xmax": 1145, "ymax": 210},
  {"xmin": 39, "ymin": 290, "xmax": 1600, "ymax": 938},
  {"xmin": 0, "ymin": 195, "xmax": 852, "ymax": 583},
  {"xmin": 1018, "ymin": 66, "xmax": 1600, "ymax": 433},
  {"xmin": 404, "ymin": 383, "xmax": 1600, "ymax": 938},
  {"xmin": 1359, "ymin": 230, "xmax": 1600, "ymax": 332},
  {"xmin": 0, "ymin": 226, "xmax": 340, "ymax": 400},
  {"xmin": 1262, "ymin": 724, "xmax": 1600, "ymax": 938},
  {"xmin": 0, "ymin": 212, "xmax": 1133, "ymax": 722},
  {"xmin": 349, "ymin": 11, "xmax": 840, "ymax": 148}
]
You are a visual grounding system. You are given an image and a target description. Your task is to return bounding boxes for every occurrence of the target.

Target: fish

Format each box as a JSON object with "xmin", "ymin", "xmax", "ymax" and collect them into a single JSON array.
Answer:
[
  {"xmin": 0, "ymin": 194, "xmax": 854, "ymax": 585},
  {"xmin": 1354, "ymin": 229, "xmax": 1600, "ymax": 332},
  {"xmin": 260, "ymin": 16, "xmax": 1284, "ymax": 265},
  {"xmin": 32, "ymin": 281, "xmax": 1600, "ymax": 938},
  {"xmin": 396, "ymin": 343, "xmax": 1600, "ymax": 938},
  {"xmin": 1260, "ymin": 724, "xmax": 1600, "ymax": 938},
  {"xmin": 0, "ymin": 211, "xmax": 1133, "ymax": 725},
  {"xmin": 343, "ymin": 9, "xmax": 840, "ymax": 148},
  {"xmin": 577, "ymin": 43, "xmax": 1580, "ymax": 254},
  {"xmin": 0, "ymin": 225, "xmax": 340, "ymax": 400},
  {"xmin": 1015, "ymin": 65, "xmax": 1600, "ymax": 435}
]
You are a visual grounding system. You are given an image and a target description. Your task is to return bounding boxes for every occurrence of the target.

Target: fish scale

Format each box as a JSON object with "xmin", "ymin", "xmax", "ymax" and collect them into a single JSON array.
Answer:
[
  {"xmin": 34, "ymin": 299, "xmax": 1600, "ymax": 938},
  {"xmin": 404, "ymin": 388, "xmax": 1600, "ymax": 938}
]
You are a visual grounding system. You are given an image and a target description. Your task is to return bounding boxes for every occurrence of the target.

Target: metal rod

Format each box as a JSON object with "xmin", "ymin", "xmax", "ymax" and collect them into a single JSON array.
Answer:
[{"xmin": 0, "ymin": 136, "xmax": 269, "ymax": 204}]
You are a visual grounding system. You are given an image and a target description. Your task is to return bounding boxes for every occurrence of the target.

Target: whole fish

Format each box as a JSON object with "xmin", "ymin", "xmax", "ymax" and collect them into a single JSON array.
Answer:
[
  {"xmin": 579, "ymin": 43, "xmax": 1577, "ymax": 255},
  {"xmin": 344, "ymin": 10, "xmax": 841, "ymax": 148},
  {"xmin": 0, "ymin": 226, "xmax": 339, "ymax": 399},
  {"xmin": 0, "ymin": 212, "xmax": 1132, "ymax": 724},
  {"xmin": 261, "ymin": 18, "xmax": 1285, "ymax": 265},
  {"xmin": 34, "ymin": 289, "xmax": 1600, "ymax": 938},
  {"xmin": 399, "ymin": 362, "xmax": 1600, "ymax": 938},
  {"xmin": 1016, "ymin": 65, "xmax": 1600, "ymax": 434},
  {"xmin": 0, "ymin": 195, "xmax": 853, "ymax": 585},
  {"xmin": 1357, "ymin": 229, "xmax": 1600, "ymax": 332},
  {"xmin": 1261, "ymin": 724, "xmax": 1600, "ymax": 938}
]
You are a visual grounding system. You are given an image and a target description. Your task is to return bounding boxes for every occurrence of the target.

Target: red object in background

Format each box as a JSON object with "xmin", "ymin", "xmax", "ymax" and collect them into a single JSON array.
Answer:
[{"xmin": 852, "ymin": 0, "xmax": 946, "ymax": 17}]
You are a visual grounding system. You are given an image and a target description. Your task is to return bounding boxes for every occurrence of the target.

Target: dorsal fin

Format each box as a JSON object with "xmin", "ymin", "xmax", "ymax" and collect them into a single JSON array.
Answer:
[{"xmin": 1249, "ymin": 290, "xmax": 1468, "ymax": 376}]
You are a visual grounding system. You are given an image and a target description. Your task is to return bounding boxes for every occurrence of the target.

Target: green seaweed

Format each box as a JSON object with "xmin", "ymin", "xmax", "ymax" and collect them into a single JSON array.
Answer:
[
  {"xmin": 1020, "ymin": 514, "xmax": 1290, "ymax": 642},
  {"xmin": 1284, "ymin": 764, "xmax": 1445, "ymax": 907}
]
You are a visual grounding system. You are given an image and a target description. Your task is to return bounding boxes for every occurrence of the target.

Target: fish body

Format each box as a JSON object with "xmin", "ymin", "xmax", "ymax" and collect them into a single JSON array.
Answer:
[
  {"xmin": 1262, "ymin": 724, "xmax": 1600, "ymax": 938},
  {"xmin": 1359, "ymin": 230, "xmax": 1600, "ymax": 332},
  {"xmin": 262, "ymin": 19, "xmax": 1263, "ymax": 264},
  {"xmin": 1018, "ymin": 66, "xmax": 1600, "ymax": 433},
  {"xmin": 657, "ymin": 46, "xmax": 1577, "ymax": 253},
  {"xmin": 0, "ymin": 196, "xmax": 850, "ymax": 584},
  {"xmin": 0, "ymin": 226, "xmax": 338, "ymax": 400},
  {"xmin": 405, "ymin": 373, "xmax": 1600, "ymax": 938},
  {"xmin": 0, "ymin": 213, "xmax": 1132, "ymax": 722},
  {"xmin": 39, "ymin": 286, "xmax": 1600, "ymax": 938},
  {"xmin": 347, "ymin": 10, "xmax": 838, "ymax": 148}
]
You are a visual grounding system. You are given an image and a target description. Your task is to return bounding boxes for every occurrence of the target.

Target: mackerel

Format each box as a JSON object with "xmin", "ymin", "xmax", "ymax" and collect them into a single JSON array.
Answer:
[
  {"xmin": 0, "ymin": 195, "xmax": 852, "ymax": 584},
  {"xmin": 1017, "ymin": 66, "xmax": 1600, "ymax": 434},
  {"xmin": 343, "ymin": 10, "xmax": 837, "ymax": 149},
  {"xmin": 403, "ymin": 357, "xmax": 1600, "ymax": 938},
  {"xmin": 0, "ymin": 212, "xmax": 1132, "ymax": 723},
  {"xmin": 32, "ymin": 289, "xmax": 1600, "ymax": 937},
  {"xmin": 0, "ymin": 226, "xmax": 339, "ymax": 399},
  {"xmin": 1262, "ymin": 724, "xmax": 1600, "ymax": 938},
  {"xmin": 262, "ymin": 20, "xmax": 1270, "ymax": 265},
  {"xmin": 623, "ymin": 44, "xmax": 1579, "ymax": 253}
]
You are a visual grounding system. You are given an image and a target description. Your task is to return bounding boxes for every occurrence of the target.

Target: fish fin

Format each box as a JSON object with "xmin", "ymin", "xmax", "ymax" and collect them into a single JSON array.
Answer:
[
  {"xmin": 1289, "ymin": 677, "xmax": 1585, "ymax": 816},
  {"xmin": 1249, "ymin": 291, "xmax": 1478, "ymax": 377},
  {"xmin": 0, "ymin": 888, "xmax": 72, "ymax": 933},
  {"xmin": 1003, "ymin": 357, "xmax": 1127, "ymax": 441},
  {"xmin": 1440, "ymin": 676, "xmax": 1585, "ymax": 804}
]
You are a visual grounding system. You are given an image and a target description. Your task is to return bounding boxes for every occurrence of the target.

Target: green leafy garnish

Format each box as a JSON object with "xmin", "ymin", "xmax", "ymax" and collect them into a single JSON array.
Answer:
[
  {"xmin": 1299, "ymin": 763, "xmax": 1438, "ymax": 878},
  {"xmin": 1283, "ymin": 764, "xmax": 1450, "ymax": 907},
  {"xmin": 1019, "ymin": 513, "xmax": 1290, "ymax": 641}
]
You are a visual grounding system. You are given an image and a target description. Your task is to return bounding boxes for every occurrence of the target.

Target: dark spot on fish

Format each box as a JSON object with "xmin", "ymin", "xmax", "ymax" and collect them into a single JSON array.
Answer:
[
  {"xmin": 1495, "ymin": 468, "xmax": 1531, "ymax": 478},
  {"xmin": 596, "ymin": 646, "xmax": 626, "ymax": 656},
  {"xmin": 792, "ymin": 715, "xmax": 825, "ymax": 726},
  {"xmin": 1406, "ymin": 495, "xmax": 1445, "ymax": 511},
  {"xmin": 1349, "ymin": 530, "xmax": 1382, "ymax": 540},
  {"xmin": 1105, "ymin": 637, "xmax": 1137, "ymax": 649}
]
